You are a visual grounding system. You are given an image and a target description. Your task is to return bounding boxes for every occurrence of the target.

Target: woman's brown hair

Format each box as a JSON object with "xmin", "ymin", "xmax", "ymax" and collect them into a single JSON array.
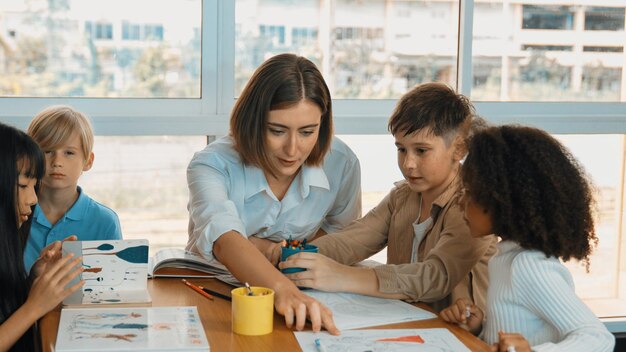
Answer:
[{"xmin": 230, "ymin": 53, "xmax": 333, "ymax": 176}]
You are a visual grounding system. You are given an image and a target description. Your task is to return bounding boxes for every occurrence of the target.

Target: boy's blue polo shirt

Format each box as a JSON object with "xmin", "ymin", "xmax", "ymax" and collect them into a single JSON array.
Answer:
[{"xmin": 23, "ymin": 186, "xmax": 122, "ymax": 273}]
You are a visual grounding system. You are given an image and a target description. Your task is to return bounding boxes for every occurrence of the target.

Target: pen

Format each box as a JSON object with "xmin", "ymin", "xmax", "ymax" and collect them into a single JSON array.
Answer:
[
  {"xmin": 314, "ymin": 338, "xmax": 327, "ymax": 352},
  {"xmin": 182, "ymin": 279, "xmax": 214, "ymax": 300},
  {"xmin": 199, "ymin": 285, "xmax": 231, "ymax": 301}
]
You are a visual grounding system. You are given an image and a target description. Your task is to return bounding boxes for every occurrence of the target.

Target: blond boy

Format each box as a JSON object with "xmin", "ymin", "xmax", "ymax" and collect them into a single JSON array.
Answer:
[{"xmin": 24, "ymin": 105, "xmax": 121, "ymax": 272}]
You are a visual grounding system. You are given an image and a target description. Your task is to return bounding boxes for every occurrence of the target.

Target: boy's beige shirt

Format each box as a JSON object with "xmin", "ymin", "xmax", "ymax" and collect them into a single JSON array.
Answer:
[{"xmin": 314, "ymin": 176, "xmax": 497, "ymax": 312}]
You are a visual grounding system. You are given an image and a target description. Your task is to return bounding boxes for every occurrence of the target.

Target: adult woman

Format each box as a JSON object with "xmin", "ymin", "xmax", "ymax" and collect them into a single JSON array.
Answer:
[{"xmin": 186, "ymin": 53, "xmax": 361, "ymax": 333}]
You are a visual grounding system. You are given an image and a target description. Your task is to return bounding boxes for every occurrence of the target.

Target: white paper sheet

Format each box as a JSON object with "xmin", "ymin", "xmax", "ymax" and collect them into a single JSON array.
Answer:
[
  {"xmin": 55, "ymin": 306, "xmax": 209, "ymax": 351},
  {"xmin": 62, "ymin": 239, "xmax": 151, "ymax": 306},
  {"xmin": 305, "ymin": 290, "xmax": 436, "ymax": 330},
  {"xmin": 295, "ymin": 328, "xmax": 471, "ymax": 352}
]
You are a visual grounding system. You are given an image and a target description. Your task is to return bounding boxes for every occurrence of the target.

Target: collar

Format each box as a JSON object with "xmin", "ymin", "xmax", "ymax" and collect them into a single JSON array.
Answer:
[
  {"xmin": 496, "ymin": 240, "xmax": 521, "ymax": 254},
  {"xmin": 33, "ymin": 187, "xmax": 86, "ymax": 226},
  {"xmin": 244, "ymin": 163, "xmax": 329, "ymax": 200},
  {"xmin": 429, "ymin": 171, "xmax": 462, "ymax": 219},
  {"xmin": 64, "ymin": 186, "xmax": 88, "ymax": 220},
  {"xmin": 298, "ymin": 164, "xmax": 329, "ymax": 198},
  {"xmin": 393, "ymin": 171, "xmax": 462, "ymax": 219},
  {"xmin": 33, "ymin": 204, "xmax": 49, "ymax": 227},
  {"xmin": 432, "ymin": 170, "xmax": 461, "ymax": 210},
  {"xmin": 243, "ymin": 164, "xmax": 268, "ymax": 200}
]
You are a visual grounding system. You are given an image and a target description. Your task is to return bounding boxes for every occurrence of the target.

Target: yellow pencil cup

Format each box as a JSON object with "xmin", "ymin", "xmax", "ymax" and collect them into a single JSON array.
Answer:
[{"xmin": 231, "ymin": 286, "xmax": 275, "ymax": 336}]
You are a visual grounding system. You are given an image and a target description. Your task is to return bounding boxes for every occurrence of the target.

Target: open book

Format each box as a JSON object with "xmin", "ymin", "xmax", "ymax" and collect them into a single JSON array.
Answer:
[
  {"xmin": 62, "ymin": 239, "xmax": 151, "ymax": 307},
  {"xmin": 55, "ymin": 306, "xmax": 209, "ymax": 351},
  {"xmin": 148, "ymin": 247, "xmax": 231, "ymax": 278}
]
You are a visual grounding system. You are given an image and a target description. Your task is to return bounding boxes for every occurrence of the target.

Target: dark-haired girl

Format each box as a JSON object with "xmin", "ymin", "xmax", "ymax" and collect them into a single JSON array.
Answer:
[
  {"xmin": 0, "ymin": 122, "xmax": 83, "ymax": 351},
  {"xmin": 440, "ymin": 125, "xmax": 614, "ymax": 352}
]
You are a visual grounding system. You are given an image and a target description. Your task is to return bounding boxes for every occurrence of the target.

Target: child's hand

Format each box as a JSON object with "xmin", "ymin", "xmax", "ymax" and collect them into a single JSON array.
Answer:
[
  {"xmin": 279, "ymin": 252, "xmax": 348, "ymax": 292},
  {"xmin": 31, "ymin": 235, "xmax": 78, "ymax": 278},
  {"xmin": 25, "ymin": 253, "xmax": 84, "ymax": 318},
  {"xmin": 439, "ymin": 298, "xmax": 483, "ymax": 334},
  {"xmin": 491, "ymin": 331, "xmax": 531, "ymax": 352}
]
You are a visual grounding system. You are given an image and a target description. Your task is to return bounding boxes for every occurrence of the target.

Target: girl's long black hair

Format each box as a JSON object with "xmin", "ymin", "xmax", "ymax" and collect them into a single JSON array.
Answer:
[{"xmin": 0, "ymin": 122, "xmax": 45, "ymax": 351}]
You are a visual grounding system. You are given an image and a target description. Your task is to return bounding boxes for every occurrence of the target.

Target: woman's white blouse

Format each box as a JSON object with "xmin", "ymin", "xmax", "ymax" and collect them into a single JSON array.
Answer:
[{"xmin": 186, "ymin": 135, "xmax": 361, "ymax": 259}]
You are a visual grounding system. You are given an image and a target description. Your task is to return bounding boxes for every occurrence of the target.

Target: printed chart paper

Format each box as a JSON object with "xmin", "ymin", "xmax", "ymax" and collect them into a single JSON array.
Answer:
[
  {"xmin": 62, "ymin": 239, "xmax": 151, "ymax": 306},
  {"xmin": 295, "ymin": 328, "xmax": 470, "ymax": 352},
  {"xmin": 55, "ymin": 306, "xmax": 209, "ymax": 351}
]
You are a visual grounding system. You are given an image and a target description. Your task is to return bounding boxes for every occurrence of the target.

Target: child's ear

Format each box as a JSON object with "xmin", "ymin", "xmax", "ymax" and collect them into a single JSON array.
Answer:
[
  {"xmin": 83, "ymin": 152, "xmax": 94, "ymax": 171},
  {"xmin": 452, "ymin": 136, "xmax": 467, "ymax": 162}
]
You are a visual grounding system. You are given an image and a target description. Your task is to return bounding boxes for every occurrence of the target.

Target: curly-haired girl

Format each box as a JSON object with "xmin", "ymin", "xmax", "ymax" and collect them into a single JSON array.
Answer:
[{"xmin": 439, "ymin": 125, "xmax": 614, "ymax": 352}]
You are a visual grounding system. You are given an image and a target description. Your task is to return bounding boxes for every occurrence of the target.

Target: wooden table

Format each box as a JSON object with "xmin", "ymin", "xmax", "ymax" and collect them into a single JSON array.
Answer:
[{"xmin": 40, "ymin": 278, "xmax": 491, "ymax": 351}]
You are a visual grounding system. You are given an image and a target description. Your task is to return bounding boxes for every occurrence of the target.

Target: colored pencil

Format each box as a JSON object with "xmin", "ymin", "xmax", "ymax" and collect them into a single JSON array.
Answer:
[
  {"xmin": 182, "ymin": 279, "xmax": 214, "ymax": 300},
  {"xmin": 199, "ymin": 286, "xmax": 232, "ymax": 301}
]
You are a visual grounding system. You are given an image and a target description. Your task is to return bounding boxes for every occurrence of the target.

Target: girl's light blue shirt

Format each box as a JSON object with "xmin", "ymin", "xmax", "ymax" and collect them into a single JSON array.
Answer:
[{"xmin": 186, "ymin": 136, "xmax": 362, "ymax": 259}]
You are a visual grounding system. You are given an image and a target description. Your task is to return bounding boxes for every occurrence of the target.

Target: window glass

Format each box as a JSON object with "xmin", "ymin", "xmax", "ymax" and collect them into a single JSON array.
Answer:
[
  {"xmin": 472, "ymin": 2, "xmax": 626, "ymax": 102},
  {"xmin": 80, "ymin": 136, "xmax": 206, "ymax": 256},
  {"xmin": 585, "ymin": 7, "xmax": 625, "ymax": 31},
  {"xmin": 522, "ymin": 5, "xmax": 575, "ymax": 30},
  {"xmin": 555, "ymin": 135, "xmax": 626, "ymax": 317},
  {"xmin": 521, "ymin": 45, "xmax": 573, "ymax": 52},
  {"xmin": 583, "ymin": 46, "xmax": 623, "ymax": 53},
  {"xmin": 0, "ymin": 0, "xmax": 201, "ymax": 98},
  {"xmin": 235, "ymin": 0, "xmax": 459, "ymax": 99}
]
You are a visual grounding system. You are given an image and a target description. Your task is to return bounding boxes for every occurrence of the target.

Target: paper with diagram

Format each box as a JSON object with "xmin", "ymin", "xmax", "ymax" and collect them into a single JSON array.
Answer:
[
  {"xmin": 295, "ymin": 328, "xmax": 470, "ymax": 352},
  {"xmin": 62, "ymin": 239, "xmax": 151, "ymax": 307},
  {"xmin": 55, "ymin": 306, "xmax": 209, "ymax": 351}
]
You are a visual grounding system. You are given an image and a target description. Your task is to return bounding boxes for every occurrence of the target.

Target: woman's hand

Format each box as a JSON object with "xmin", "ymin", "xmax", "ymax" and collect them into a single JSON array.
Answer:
[
  {"xmin": 273, "ymin": 282, "xmax": 339, "ymax": 336},
  {"xmin": 279, "ymin": 252, "xmax": 348, "ymax": 292},
  {"xmin": 24, "ymin": 253, "xmax": 84, "ymax": 318},
  {"xmin": 214, "ymin": 232, "xmax": 339, "ymax": 335},
  {"xmin": 439, "ymin": 298, "xmax": 483, "ymax": 335},
  {"xmin": 491, "ymin": 331, "xmax": 531, "ymax": 352},
  {"xmin": 248, "ymin": 236, "xmax": 282, "ymax": 266},
  {"xmin": 30, "ymin": 235, "xmax": 78, "ymax": 278}
]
